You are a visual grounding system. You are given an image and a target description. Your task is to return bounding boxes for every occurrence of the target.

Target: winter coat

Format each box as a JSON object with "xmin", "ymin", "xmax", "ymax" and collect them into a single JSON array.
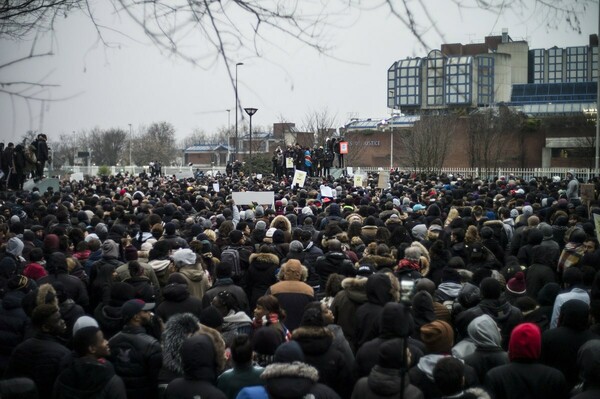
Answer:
[
  {"xmin": 454, "ymin": 298, "xmax": 522, "ymax": 349},
  {"xmin": 484, "ymin": 361, "xmax": 568, "ymax": 399},
  {"xmin": 38, "ymin": 272, "xmax": 89, "ymax": 309},
  {"xmin": 59, "ymin": 299, "xmax": 85, "ymax": 338},
  {"xmin": 217, "ymin": 365, "xmax": 264, "ymax": 399},
  {"xmin": 155, "ymin": 283, "xmax": 203, "ymax": 322},
  {"xmin": 202, "ymin": 278, "xmax": 250, "ymax": 315},
  {"xmin": 164, "ymin": 334, "xmax": 226, "ymax": 399},
  {"xmin": 355, "ymin": 273, "xmax": 400, "ymax": 347},
  {"xmin": 221, "ymin": 310, "xmax": 253, "ymax": 347},
  {"xmin": 237, "ymin": 361, "xmax": 340, "ymax": 399},
  {"xmin": 360, "ymin": 254, "xmax": 397, "ymax": 271},
  {"xmin": 525, "ymin": 263, "xmax": 556, "ymax": 299},
  {"xmin": 5, "ymin": 332, "xmax": 72, "ymax": 397},
  {"xmin": 463, "ymin": 315, "xmax": 509, "ymax": 383},
  {"xmin": 246, "ymin": 253, "xmax": 280, "ymax": 308},
  {"xmin": 174, "ymin": 265, "xmax": 211, "ymax": 300},
  {"xmin": 352, "ymin": 366, "xmax": 423, "ymax": 399},
  {"xmin": 541, "ymin": 299, "xmax": 599, "ymax": 388},
  {"xmin": 331, "ymin": 276, "xmax": 368, "ymax": 351},
  {"xmin": 355, "ymin": 303, "xmax": 424, "ymax": 379},
  {"xmin": 53, "ymin": 356, "xmax": 127, "ymax": 399},
  {"xmin": 108, "ymin": 325, "xmax": 163, "ymax": 399},
  {"xmin": 292, "ymin": 326, "xmax": 353, "ymax": 397},
  {"xmin": 315, "ymin": 251, "xmax": 355, "ymax": 287},
  {"xmin": 267, "ymin": 278, "xmax": 315, "ymax": 332},
  {"xmin": 409, "ymin": 354, "xmax": 479, "ymax": 399},
  {"xmin": 0, "ymin": 290, "xmax": 29, "ymax": 373}
]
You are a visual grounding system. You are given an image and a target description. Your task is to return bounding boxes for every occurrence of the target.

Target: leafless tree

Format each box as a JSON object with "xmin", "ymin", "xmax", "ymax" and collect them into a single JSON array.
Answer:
[
  {"xmin": 302, "ymin": 107, "xmax": 338, "ymax": 147},
  {"xmin": 398, "ymin": 114, "xmax": 458, "ymax": 174},
  {"xmin": 467, "ymin": 105, "xmax": 526, "ymax": 171}
]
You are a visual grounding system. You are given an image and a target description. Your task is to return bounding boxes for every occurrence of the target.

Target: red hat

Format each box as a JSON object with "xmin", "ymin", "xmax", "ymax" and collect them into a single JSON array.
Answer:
[
  {"xmin": 507, "ymin": 272, "xmax": 526, "ymax": 295},
  {"xmin": 323, "ymin": 197, "xmax": 332, "ymax": 203},
  {"xmin": 509, "ymin": 323, "xmax": 541, "ymax": 361}
]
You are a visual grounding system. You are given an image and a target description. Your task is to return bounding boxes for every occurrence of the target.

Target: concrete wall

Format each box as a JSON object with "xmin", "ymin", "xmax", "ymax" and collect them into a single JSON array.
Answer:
[
  {"xmin": 497, "ymin": 42, "xmax": 529, "ymax": 84},
  {"xmin": 490, "ymin": 53, "xmax": 512, "ymax": 103}
]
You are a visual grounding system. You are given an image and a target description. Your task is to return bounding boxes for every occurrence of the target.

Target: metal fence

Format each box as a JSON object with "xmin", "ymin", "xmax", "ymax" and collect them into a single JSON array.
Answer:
[{"xmin": 54, "ymin": 165, "xmax": 600, "ymax": 182}]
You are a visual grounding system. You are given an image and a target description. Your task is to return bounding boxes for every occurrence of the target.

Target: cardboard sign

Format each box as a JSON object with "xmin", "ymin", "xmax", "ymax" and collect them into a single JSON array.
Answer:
[
  {"xmin": 292, "ymin": 170, "xmax": 307, "ymax": 188},
  {"xmin": 346, "ymin": 167, "xmax": 354, "ymax": 177},
  {"xmin": 378, "ymin": 172, "xmax": 389, "ymax": 189},
  {"xmin": 285, "ymin": 157, "xmax": 294, "ymax": 168},
  {"xmin": 232, "ymin": 191, "xmax": 275, "ymax": 208},
  {"xmin": 580, "ymin": 183, "xmax": 594, "ymax": 204},
  {"xmin": 213, "ymin": 183, "xmax": 220, "ymax": 192},
  {"xmin": 354, "ymin": 175, "xmax": 363, "ymax": 187},
  {"xmin": 339, "ymin": 141, "xmax": 348, "ymax": 154},
  {"xmin": 595, "ymin": 214, "xmax": 600, "ymax": 244}
]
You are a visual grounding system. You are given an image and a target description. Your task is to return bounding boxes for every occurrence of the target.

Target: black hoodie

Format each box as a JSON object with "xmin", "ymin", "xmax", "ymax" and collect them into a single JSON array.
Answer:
[
  {"xmin": 155, "ymin": 284, "xmax": 203, "ymax": 322},
  {"xmin": 163, "ymin": 335, "xmax": 226, "ymax": 399},
  {"xmin": 541, "ymin": 299, "xmax": 599, "ymax": 388},
  {"xmin": 54, "ymin": 356, "xmax": 127, "ymax": 399}
]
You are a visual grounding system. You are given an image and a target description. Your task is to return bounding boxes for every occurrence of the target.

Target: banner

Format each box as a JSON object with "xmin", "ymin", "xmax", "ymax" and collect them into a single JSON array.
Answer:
[
  {"xmin": 339, "ymin": 141, "xmax": 348, "ymax": 154},
  {"xmin": 292, "ymin": 170, "xmax": 307, "ymax": 188},
  {"xmin": 232, "ymin": 191, "xmax": 275, "ymax": 208}
]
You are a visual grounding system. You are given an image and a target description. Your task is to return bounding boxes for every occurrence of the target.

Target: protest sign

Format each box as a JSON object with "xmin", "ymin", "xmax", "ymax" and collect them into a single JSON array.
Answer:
[{"xmin": 232, "ymin": 191, "xmax": 275, "ymax": 208}]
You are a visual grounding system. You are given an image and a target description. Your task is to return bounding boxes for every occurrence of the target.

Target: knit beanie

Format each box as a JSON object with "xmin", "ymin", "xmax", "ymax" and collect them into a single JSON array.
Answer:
[
  {"xmin": 289, "ymin": 240, "xmax": 304, "ymax": 253},
  {"xmin": 506, "ymin": 272, "xmax": 526, "ymax": 295},
  {"xmin": 124, "ymin": 245, "xmax": 139, "ymax": 261},
  {"xmin": 274, "ymin": 341, "xmax": 305, "ymax": 363},
  {"xmin": 378, "ymin": 338, "xmax": 407, "ymax": 369},
  {"xmin": 441, "ymin": 268, "xmax": 461, "ymax": 284},
  {"xmin": 200, "ymin": 305, "xmax": 224, "ymax": 329},
  {"xmin": 420, "ymin": 320, "xmax": 454, "ymax": 354},
  {"xmin": 73, "ymin": 316, "xmax": 99, "ymax": 336},
  {"xmin": 255, "ymin": 221, "xmax": 267, "ymax": 231},
  {"xmin": 509, "ymin": 323, "xmax": 541, "ymax": 361}
]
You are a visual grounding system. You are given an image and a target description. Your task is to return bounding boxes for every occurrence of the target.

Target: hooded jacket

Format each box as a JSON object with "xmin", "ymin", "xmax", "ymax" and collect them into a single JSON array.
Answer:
[
  {"xmin": 463, "ymin": 315, "xmax": 509, "ymax": 383},
  {"xmin": 155, "ymin": 283, "xmax": 203, "ymax": 322},
  {"xmin": 352, "ymin": 365, "xmax": 424, "ymax": 399},
  {"xmin": 54, "ymin": 356, "xmax": 127, "ymax": 399},
  {"xmin": 163, "ymin": 335, "xmax": 226, "ymax": 399},
  {"xmin": 331, "ymin": 276, "xmax": 368, "ymax": 351},
  {"xmin": 541, "ymin": 300, "xmax": 599, "ymax": 388},
  {"xmin": 177, "ymin": 265, "xmax": 210, "ymax": 300},
  {"xmin": 315, "ymin": 251, "xmax": 355, "ymax": 287},
  {"xmin": 355, "ymin": 272, "xmax": 400, "ymax": 347},
  {"xmin": 292, "ymin": 326, "xmax": 352, "ymax": 397},
  {"xmin": 38, "ymin": 253, "xmax": 89, "ymax": 309},
  {"xmin": 246, "ymin": 252, "xmax": 280, "ymax": 308},
  {"xmin": 0, "ymin": 290, "xmax": 29, "ymax": 372}
]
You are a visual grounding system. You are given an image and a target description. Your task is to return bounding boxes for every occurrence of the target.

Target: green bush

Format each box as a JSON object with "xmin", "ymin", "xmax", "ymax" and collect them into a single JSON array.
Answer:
[
  {"xmin": 241, "ymin": 155, "xmax": 272, "ymax": 176},
  {"xmin": 97, "ymin": 165, "xmax": 111, "ymax": 176}
]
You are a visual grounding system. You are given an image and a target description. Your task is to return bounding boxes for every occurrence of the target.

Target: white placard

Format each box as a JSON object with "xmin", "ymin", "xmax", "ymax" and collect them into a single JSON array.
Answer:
[
  {"xmin": 378, "ymin": 172, "xmax": 389, "ymax": 189},
  {"xmin": 232, "ymin": 191, "xmax": 275, "ymax": 208},
  {"xmin": 292, "ymin": 170, "xmax": 307, "ymax": 188},
  {"xmin": 213, "ymin": 183, "xmax": 220, "ymax": 192},
  {"xmin": 70, "ymin": 172, "xmax": 84, "ymax": 182},
  {"xmin": 285, "ymin": 157, "xmax": 294, "ymax": 168},
  {"xmin": 347, "ymin": 167, "xmax": 354, "ymax": 177},
  {"xmin": 256, "ymin": 174, "xmax": 262, "ymax": 180},
  {"xmin": 320, "ymin": 186, "xmax": 333, "ymax": 198}
]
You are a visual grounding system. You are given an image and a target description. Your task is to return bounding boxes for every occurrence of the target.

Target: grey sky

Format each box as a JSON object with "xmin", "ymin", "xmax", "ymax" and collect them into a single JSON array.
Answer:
[{"xmin": 0, "ymin": 1, "xmax": 597, "ymax": 144}]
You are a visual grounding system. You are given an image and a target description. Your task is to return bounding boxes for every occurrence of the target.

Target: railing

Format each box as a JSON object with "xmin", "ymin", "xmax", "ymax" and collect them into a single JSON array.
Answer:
[{"xmin": 51, "ymin": 165, "xmax": 227, "ymax": 177}]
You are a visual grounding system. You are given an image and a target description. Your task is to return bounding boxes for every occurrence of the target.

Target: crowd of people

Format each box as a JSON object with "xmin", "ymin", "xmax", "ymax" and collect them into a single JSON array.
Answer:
[
  {"xmin": 1, "ymin": 136, "xmax": 50, "ymax": 191},
  {"xmin": 0, "ymin": 165, "xmax": 599, "ymax": 399}
]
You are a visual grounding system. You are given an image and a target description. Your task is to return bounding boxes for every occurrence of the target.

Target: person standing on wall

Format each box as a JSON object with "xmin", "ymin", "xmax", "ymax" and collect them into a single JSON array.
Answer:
[{"xmin": 33, "ymin": 133, "xmax": 49, "ymax": 180}]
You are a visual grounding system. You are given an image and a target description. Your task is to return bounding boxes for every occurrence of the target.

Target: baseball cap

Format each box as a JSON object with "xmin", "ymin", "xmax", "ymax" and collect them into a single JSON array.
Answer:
[{"xmin": 121, "ymin": 299, "xmax": 154, "ymax": 322}]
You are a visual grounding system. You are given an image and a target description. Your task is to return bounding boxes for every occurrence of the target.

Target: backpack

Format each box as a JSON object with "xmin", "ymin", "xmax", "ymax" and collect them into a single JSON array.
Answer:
[{"xmin": 221, "ymin": 246, "xmax": 242, "ymax": 277}]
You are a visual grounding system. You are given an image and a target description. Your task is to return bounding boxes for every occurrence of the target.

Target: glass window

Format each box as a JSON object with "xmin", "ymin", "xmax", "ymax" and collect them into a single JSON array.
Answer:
[
  {"xmin": 396, "ymin": 58, "xmax": 422, "ymax": 106},
  {"xmin": 445, "ymin": 56, "xmax": 472, "ymax": 104},
  {"xmin": 426, "ymin": 50, "xmax": 445, "ymax": 106}
]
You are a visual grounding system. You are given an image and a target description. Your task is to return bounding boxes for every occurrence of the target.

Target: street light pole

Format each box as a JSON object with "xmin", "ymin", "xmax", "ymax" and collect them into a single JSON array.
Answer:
[
  {"xmin": 235, "ymin": 62, "xmax": 244, "ymax": 161},
  {"xmin": 244, "ymin": 107, "xmax": 258, "ymax": 175},
  {"xmin": 128, "ymin": 123, "xmax": 132, "ymax": 174},
  {"xmin": 595, "ymin": 6, "xmax": 600, "ymax": 170}
]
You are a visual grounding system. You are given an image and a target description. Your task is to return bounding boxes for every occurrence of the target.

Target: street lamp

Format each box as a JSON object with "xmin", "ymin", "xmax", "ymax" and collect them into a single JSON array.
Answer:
[
  {"xmin": 244, "ymin": 107, "xmax": 258, "ymax": 174},
  {"xmin": 235, "ymin": 62, "xmax": 244, "ymax": 161},
  {"xmin": 128, "ymin": 123, "xmax": 132, "ymax": 174}
]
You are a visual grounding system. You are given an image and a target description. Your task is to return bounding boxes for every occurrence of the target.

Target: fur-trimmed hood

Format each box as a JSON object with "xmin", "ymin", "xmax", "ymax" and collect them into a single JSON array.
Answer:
[
  {"xmin": 37, "ymin": 283, "xmax": 58, "ymax": 307},
  {"xmin": 161, "ymin": 313, "xmax": 201, "ymax": 375},
  {"xmin": 360, "ymin": 254, "xmax": 397, "ymax": 270},
  {"xmin": 261, "ymin": 361, "xmax": 319, "ymax": 398},
  {"xmin": 366, "ymin": 272, "xmax": 400, "ymax": 305},
  {"xmin": 199, "ymin": 324, "xmax": 226, "ymax": 373},
  {"xmin": 341, "ymin": 276, "xmax": 369, "ymax": 303},
  {"xmin": 249, "ymin": 252, "xmax": 280, "ymax": 268},
  {"xmin": 270, "ymin": 215, "xmax": 292, "ymax": 233},
  {"xmin": 321, "ymin": 232, "xmax": 349, "ymax": 248}
]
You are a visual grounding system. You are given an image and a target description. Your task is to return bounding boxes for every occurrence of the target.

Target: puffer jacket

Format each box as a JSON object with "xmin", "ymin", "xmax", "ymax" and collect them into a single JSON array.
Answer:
[
  {"xmin": 54, "ymin": 356, "xmax": 127, "ymax": 399},
  {"xmin": 177, "ymin": 265, "xmax": 211, "ymax": 300},
  {"xmin": 246, "ymin": 252, "xmax": 279, "ymax": 308},
  {"xmin": 352, "ymin": 365, "xmax": 423, "ymax": 399}
]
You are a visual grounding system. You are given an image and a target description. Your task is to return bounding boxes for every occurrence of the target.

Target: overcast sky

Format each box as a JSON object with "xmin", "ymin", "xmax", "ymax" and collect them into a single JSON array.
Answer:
[{"xmin": 0, "ymin": 1, "xmax": 597, "ymax": 145}]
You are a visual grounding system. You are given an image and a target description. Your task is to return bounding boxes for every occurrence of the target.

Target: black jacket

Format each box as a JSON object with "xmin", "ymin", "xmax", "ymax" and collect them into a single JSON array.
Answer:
[
  {"xmin": 352, "ymin": 366, "xmax": 423, "ymax": 399},
  {"xmin": 331, "ymin": 276, "xmax": 368, "ymax": 351},
  {"xmin": 202, "ymin": 278, "xmax": 250, "ymax": 315},
  {"xmin": 315, "ymin": 251, "xmax": 354, "ymax": 287},
  {"xmin": 355, "ymin": 273, "xmax": 400, "ymax": 347},
  {"xmin": 38, "ymin": 273, "xmax": 89, "ymax": 309},
  {"xmin": 5, "ymin": 332, "xmax": 72, "ymax": 397},
  {"xmin": 292, "ymin": 326, "xmax": 353, "ymax": 397},
  {"xmin": 246, "ymin": 252, "xmax": 279, "ymax": 308},
  {"xmin": 94, "ymin": 304, "xmax": 124, "ymax": 340},
  {"xmin": 0, "ymin": 290, "xmax": 29, "ymax": 373},
  {"xmin": 53, "ymin": 356, "xmax": 127, "ymax": 399},
  {"xmin": 155, "ymin": 283, "xmax": 203, "ymax": 322},
  {"xmin": 108, "ymin": 325, "xmax": 162, "ymax": 399},
  {"xmin": 484, "ymin": 361, "xmax": 568, "ymax": 399}
]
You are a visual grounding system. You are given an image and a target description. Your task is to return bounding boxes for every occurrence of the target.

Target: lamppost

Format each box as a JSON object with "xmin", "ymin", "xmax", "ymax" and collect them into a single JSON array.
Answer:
[
  {"xmin": 244, "ymin": 107, "xmax": 258, "ymax": 174},
  {"xmin": 128, "ymin": 123, "xmax": 132, "ymax": 174},
  {"xmin": 235, "ymin": 62, "xmax": 244, "ymax": 161}
]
